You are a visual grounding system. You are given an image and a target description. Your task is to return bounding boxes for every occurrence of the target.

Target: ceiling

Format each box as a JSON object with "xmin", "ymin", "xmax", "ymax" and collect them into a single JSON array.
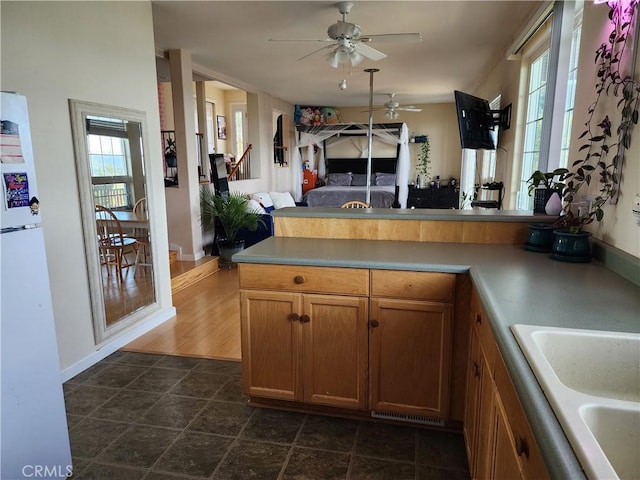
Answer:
[{"xmin": 152, "ymin": 1, "xmax": 544, "ymax": 107}]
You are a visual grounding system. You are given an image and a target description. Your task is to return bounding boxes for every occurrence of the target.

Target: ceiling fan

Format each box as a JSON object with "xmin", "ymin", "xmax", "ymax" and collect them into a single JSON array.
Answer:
[
  {"xmin": 270, "ymin": 2, "xmax": 422, "ymax": 68},
  {"xmin": 372, "ymin": 94, "xmax": 423, "ymax": 119}
]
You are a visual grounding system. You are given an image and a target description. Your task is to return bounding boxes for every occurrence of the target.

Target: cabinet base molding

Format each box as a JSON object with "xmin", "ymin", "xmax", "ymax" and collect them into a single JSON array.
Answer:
[{"xmin": 246, "ymin": 397, "xmax": 463, "ymax": 432}]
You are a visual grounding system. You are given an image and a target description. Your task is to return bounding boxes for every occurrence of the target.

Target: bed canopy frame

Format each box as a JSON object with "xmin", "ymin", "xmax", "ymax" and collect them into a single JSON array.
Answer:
[{"xmin": 293, "ymin": 121, "xmax": 411, "ymax": 207}]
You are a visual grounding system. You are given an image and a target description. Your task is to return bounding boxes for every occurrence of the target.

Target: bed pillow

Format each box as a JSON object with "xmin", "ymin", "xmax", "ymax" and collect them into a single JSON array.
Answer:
[
  {"xmin": 246, "ymin": 199, "xmax": 267, "ymax": 214},
  {"xmin": 351, "ymin": 173, "xmax": 373, "ymax": 186},
  {"xmin": 250, "ymin": 192, "xmax": 274, "ymax": 213},
  {"xmin": 269, "ymin": 191, "xmax": 297, "ymax": 209},
  {"xmin": 326, "ymin": 172, "xmax": 352, "ymax": 186},
  {"xmin": 375, "ymin": 172, "xmax": 396, "ymax": 186}
]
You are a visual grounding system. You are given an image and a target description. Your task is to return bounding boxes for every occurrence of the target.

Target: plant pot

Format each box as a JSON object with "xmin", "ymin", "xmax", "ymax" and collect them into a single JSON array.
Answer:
[
  {"xmin": 216, "ymin": 239, "xmax": 245, "ymax": 265},
  {"xmin": 533, "ymin": 188, "xmax": 563, "ymax": 214},
  {"xmin": 524, "ymin": 223, "xmax": 556, "ymax": 252},
  {"xmin": 550, "ymin": 229, "xmax": 592, "ymax": 263}
]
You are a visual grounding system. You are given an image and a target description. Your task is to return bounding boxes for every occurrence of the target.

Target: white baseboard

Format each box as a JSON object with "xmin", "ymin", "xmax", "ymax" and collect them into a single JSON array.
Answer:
[{"xmin": 60, "ymin": 306, "xmax": 176, "ymax": 383}]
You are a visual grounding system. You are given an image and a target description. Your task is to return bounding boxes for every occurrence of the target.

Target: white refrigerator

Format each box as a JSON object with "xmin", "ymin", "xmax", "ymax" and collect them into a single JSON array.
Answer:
[{"xmin": 1, "ymin": 92, "xmax": 72, "ymax": 479}]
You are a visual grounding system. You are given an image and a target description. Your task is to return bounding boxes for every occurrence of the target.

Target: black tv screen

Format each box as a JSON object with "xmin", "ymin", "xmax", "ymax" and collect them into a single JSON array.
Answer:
[{"xmin": 454, "ymin": 90, "xmax": 496, "ymax": 150}]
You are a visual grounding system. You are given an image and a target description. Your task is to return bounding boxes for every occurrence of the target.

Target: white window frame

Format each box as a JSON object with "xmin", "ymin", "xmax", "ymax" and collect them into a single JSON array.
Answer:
[{"xmin": 515, "ymin": 0, "xmax": 584, "ymax": 210}]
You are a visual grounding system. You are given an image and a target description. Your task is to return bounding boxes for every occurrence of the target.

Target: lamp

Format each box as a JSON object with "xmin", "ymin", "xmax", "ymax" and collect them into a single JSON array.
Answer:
[
  {"xmin": 327, "ymin": 39, "xmax": 363, "ymax": 68},
  {"xmin": 385, "ymin": 109, "xmax": 399, "ymax": 120}
]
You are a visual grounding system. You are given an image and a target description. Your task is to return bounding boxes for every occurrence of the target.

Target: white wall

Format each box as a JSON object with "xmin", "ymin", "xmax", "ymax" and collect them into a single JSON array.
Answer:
[
  {"xmin": 568, "ymin": 2, "xmax": 640, "ymax": 258},
  {"xmin": 1, "ymin": 2, "xmax": 173, "ymax": 371}
]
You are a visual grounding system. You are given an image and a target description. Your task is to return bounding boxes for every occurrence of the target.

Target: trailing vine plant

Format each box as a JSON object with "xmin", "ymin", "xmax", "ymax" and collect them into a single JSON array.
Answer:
[
  {"xmin": 561, "ymin": 0, "xmax": 639, "ymax": 232},
  {"xmin": 417, "ymin": 135, "xmax": 431, "ymax": 182}
]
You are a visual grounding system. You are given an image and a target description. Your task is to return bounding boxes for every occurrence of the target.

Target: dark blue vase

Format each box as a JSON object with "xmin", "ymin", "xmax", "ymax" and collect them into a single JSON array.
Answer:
[
  {"xmin": 550, "ymin": 229, "xmax": 592, "ymax": 262},
  {"xmin": 524, "ymin": 223, "xmax": 556, "ymax": 252}
]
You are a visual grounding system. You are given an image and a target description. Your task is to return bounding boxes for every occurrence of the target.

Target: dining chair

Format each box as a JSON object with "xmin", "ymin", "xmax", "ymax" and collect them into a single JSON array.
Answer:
[
  {"xmin": 341, "ymin": 201, "xmax": 370, "ymax": 208},
  {"xmin": 132, "ymin": 198, "xmax": 151, "ymax": 272},
  {"xmin": 95, "ymin": 205, "xmax": 138, "ymax": 282}
]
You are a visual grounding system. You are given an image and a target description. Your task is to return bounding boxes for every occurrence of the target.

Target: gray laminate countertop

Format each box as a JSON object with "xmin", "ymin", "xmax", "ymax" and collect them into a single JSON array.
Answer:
[
  {"xmin": 272, "ymin": 207, "xmax": 556, "ymax": 223},
  {"xmin": 233, "ymin": 236, "xmax": 640, "ymax": 480}
]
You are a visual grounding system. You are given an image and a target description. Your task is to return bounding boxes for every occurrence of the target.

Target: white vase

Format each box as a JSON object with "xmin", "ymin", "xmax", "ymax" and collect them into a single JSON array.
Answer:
[{"xmin": 545, "ymin": 192, "xmax": 562, "ymax": 215}]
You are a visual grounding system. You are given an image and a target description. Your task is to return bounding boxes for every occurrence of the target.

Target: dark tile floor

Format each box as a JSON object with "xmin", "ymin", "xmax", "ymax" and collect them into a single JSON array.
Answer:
[{"xmin": 65, "ymin": 351, "xmax": 469, "ymax": 479}]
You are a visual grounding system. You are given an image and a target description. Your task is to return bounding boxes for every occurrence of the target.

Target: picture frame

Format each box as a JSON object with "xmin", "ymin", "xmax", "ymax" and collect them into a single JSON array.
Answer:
[{"xmin": 216, "ymin": 115, "xmax": 227, "ymax": 140}]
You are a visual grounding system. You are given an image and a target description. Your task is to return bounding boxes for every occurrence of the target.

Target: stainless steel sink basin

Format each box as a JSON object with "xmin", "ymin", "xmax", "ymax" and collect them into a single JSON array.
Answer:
[{"xmin": 511, "ymin": 324, "xmax": 640, "ymax": 480}]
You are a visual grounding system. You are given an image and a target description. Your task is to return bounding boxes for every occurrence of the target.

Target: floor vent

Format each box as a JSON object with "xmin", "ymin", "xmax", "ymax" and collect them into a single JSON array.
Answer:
[{"xmin": 371, "ymin": 410, "xmax": 445, "ymax": 427}]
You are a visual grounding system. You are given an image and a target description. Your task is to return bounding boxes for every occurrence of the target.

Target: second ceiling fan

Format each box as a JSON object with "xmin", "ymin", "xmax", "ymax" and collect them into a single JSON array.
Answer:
[{"xmin": 271, "ymin": 2, "xmax": 422, "ymax": 67}]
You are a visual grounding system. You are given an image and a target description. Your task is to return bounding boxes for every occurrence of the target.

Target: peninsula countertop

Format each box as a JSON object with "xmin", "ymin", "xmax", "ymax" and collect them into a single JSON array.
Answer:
[
  {"xmin": 233, "ymin": 236, "xmax": 640, "ymax": 480},
  {"xmin": 271, "ymin": 207, "xmax": 556, "ymax": 223}
]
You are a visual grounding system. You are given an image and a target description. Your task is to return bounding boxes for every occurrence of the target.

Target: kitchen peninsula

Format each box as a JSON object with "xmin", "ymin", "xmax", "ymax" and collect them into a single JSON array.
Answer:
[{"xmin": 233, "ymin": 208, "xmax": 639, "ymax": 480}]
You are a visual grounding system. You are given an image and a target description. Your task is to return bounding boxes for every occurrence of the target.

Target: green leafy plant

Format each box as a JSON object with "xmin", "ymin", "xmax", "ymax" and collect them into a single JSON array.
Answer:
[
  {"xmin": 164, "ymin": 137, "xmax": 177, "ymax": 156},
  {"xmin": 200, "ymin": 187, "xmax": 263, "ymax": 244},
  {"xmin": 526, "ymin": 168, "xmax": 569, "ymax": 195},
  {"xmin": 417, "ymin": 136, "xmax": 431, "ymax": 181},
  {"xmin": 561, "ymin": 0, "xmax": 639, "ymax": 231}
]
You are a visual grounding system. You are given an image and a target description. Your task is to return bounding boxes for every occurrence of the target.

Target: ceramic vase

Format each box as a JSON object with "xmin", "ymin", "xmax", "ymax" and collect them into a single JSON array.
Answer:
[
  {"xmin": 524, "ymin": 223, "xmax": 556, "ymax": 252},
  {"xmin": 545, "ymin": 192, "xmax": 562, "ymax": 215},
  {"xmin": 550, "ymin": 230, "xmax": 592, "ymax": 263}
]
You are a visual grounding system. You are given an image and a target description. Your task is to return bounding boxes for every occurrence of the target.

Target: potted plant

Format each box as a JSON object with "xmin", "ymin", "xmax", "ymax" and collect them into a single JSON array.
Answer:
[
  {"xmin": 164, "ymin": 137, "xmax": 177, "ymax": 167},
  {"xmin": 200, "ymin": 187, "xmax": 264, "ymax": 264},
  {"xmin": 415, "ymin": 135, "xmax": 431, "ymax": 188},
  {"xmin": 533, "ymin": 1, "xmax": 639, "ymax": 262},
  {"xmin": 526, "ymin": 168, "xmax": 568, "ymax": 214}
]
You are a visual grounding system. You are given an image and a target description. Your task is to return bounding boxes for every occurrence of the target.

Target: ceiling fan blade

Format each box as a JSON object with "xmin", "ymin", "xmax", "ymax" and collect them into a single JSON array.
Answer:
[
  {"xmin": 298, "ymin": 44, "xmax": 334, "ymax": 61},
  {"xmin": 398, "ymin": 107, "xmax": 422, "ymax": 112},
  {"xmin": 269, "ymin": 38, "xmax": 333, "ymax": 43},
  {"xmin": 354, "ymin": 42, "xmax": 387, "ymax": 61},
  {"xmin": 360, "ymin": 33, "xmax": 423, "ymax": 43}
]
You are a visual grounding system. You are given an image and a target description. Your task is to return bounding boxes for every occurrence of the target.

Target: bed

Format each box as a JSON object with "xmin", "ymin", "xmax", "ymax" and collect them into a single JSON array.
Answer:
[
  {"xmin": 303, "ymin": 158, "xmax": 398, "ymax": 207},
  {"xmin": 295, "ymin": 122, "xmax": 410, "ymax": 207}
]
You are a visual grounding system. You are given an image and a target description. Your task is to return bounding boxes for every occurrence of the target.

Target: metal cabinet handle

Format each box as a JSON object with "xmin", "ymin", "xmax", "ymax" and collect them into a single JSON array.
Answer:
[
  {"xmin": 473, "ymin": 361, "xmax": 480, "ymax": 378},
  {"xmin": 300, "ymin": 314, "xmax": 311, "ymax": 323},
  {"xmin": 289, "ymin": 313, "xmax": 300, "ymax": 322},
  {"xmin": 370, "ymin": 319, "xmax": 380, "ymax": 328},
  {"xmin": 476, "ymin": 313, "xmax": 482, "ymax": 325},
  {"xmin": 294, "ymin": 275, "xmax": 305, "ymax": 284}
]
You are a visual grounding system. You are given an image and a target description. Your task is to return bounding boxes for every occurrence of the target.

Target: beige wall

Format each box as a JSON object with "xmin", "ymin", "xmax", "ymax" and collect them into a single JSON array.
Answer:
[
  {"xmin": 474, "ymin": 2, "xmax": 639, "ymax": 258},
  {"xmin": 1, "ymin": 2, "xmax": 173, "ymax": 371},
  {"xmin": 339, "ymin": 103, "xmax": 462, "ymax": 183},
  {"xmin": 570, "ymin": 2, "xmax": 640, "ymax": 257}
]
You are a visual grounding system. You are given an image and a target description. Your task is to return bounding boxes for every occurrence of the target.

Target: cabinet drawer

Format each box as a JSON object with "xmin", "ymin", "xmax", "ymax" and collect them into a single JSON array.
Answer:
[
  {"xmin": 370, "ymin": 270, "xmax": 455, "ymax": 302},
  {"xmin": 494, "ymin": 353, "xmax": 549, "ymax": 480},
  {"xmin": 239, "ymin": 263, "xmax": 369, "ymax": 296}
]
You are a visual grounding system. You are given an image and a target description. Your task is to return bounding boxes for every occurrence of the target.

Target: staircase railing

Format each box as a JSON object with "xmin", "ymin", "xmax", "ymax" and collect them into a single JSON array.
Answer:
[{"xmin": 227, "ymin": 144, "xmax": 252, "ymax": 181}]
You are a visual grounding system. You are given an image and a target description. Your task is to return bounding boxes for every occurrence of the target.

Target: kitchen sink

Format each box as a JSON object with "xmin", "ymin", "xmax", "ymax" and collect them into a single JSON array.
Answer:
[{"xmin": 511, "ymin": 324, "xmax": 640, "ymax": 480}]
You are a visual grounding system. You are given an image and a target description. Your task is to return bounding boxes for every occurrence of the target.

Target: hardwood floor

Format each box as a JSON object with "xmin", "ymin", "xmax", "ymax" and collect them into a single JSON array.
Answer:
[{"xmin": 123, "ymin": 266, "xmax": 241, "ymax": 360}]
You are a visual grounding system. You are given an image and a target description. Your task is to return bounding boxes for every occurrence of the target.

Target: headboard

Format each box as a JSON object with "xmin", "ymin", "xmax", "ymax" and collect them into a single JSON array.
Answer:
[{"xmin": 327, "ymin": 157, "xmax": 397, "ymax": 174}]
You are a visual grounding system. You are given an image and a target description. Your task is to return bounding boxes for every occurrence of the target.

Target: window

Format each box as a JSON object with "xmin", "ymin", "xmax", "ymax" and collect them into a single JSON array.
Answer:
[
  {"xmin": 87, "ymin": 116, "xmax": 136, "ymax": 209},
  {"xmin": 559, "ymin": 8, "xmax": 583, "ymax": 168},
  {"xmin": 516, "ymin": 1, "xmax": 584, "ymax": 210},
  {"xmin": 518, "ymin": 49, "xmax": 550, "ymax": 209}
]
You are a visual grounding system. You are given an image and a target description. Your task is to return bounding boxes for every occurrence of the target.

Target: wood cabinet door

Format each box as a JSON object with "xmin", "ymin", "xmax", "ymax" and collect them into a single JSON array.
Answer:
[
  {"xmin": 475, "ymin": 346, "xmax": 497, "ymax": 480},
  {"xmin": 369, "ymin": 298, "xmax": 453, "ymax": 418},
  {"xmin": 491, "ymin": 396, "xmax": 525, "ymax": 480},
  {"xmin": 463, "ymin": 327, "xmax": 481, "ymax": 475},
  {"xmin": 240, "ymin": 290, "xmax": 302, "ymax": 401},
  {"xmin": 301, "ymin": 294, "xmax": 369, "ymax": 410}
]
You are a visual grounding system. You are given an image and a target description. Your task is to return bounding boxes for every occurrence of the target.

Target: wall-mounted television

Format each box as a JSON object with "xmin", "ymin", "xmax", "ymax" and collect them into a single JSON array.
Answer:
[{"xmin": 454, "ymin": 90, "xmax": 511, "ymax": 150}]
